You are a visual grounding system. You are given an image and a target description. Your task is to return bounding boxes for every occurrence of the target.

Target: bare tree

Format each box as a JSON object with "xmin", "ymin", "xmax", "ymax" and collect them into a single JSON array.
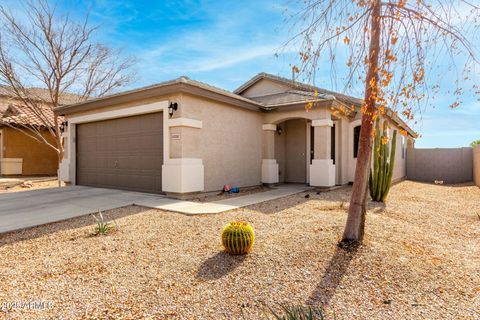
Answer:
[
  {"xmin": 286, "ymin": 0, "xmax": 479, "ymax": 243},
  {"xmin": 0, "ymin": 0, "xmax": 136, "ymax": 162}
]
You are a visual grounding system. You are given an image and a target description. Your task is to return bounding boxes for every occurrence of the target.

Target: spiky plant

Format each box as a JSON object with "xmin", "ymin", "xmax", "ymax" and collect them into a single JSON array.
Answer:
[
  {"xmin": 369, "ymin": 120, "xmax": 397, "ymax": 202},
  {"xmin": 92, "ymin": 211, "xmax": 111, "ymax": 236},
  {"xmin": 221, "ymin": 221, "xmax": 255, "ymax": 255},
  {"xmin": 267, "ymin": 304, "xmax": 324, "ymax": 320}
]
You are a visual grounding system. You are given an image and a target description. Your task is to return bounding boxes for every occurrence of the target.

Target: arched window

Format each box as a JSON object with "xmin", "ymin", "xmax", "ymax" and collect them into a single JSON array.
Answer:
[{"xmin": 353, "ymin": 125, "xmax": 361, "ymax": 158}]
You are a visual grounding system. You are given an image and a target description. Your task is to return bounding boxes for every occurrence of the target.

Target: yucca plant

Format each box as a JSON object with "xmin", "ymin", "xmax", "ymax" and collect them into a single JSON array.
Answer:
[
  {"xmin": 369, "ymin": 120, "xmax": 397, "ymax": 202},
  {"xmin": 91, "ymin": 211, "xmax": 111, "ymax": 236},
  {"xmin": 221, "ymin": 221, "xmax": 255, "ymax": 255}
]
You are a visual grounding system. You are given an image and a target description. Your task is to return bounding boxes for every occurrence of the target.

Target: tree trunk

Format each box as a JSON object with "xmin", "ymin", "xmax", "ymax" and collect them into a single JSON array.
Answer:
[{"xmin": 342, "ymin": 0, "xmax": 382, "ymax": 243}]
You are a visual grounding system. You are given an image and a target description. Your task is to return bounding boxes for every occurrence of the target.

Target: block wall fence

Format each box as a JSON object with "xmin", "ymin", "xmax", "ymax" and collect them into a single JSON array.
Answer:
[{"xmin": 406, "ymin": 147, "xmax": 476, "ymax": 184}]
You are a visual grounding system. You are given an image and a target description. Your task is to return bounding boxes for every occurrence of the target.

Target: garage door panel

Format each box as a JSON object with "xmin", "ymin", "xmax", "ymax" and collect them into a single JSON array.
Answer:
[
  {"xmin": 96, "ymin": 136, "xmax": 115, "ymax": 151},
  {"xmin": 117, "ymin": 174, "xmax": 156, "ymax": 191},
  {"xmin": 77, "ymin": 138, "xmax": 95, "ymax": 153},
  {"xmin": 76, "ymin": 112, "xmax": 163, "ymax": 193},
  {"xmin": 116, "ymin": 156, "xmax": 160, "ymax": 170}
]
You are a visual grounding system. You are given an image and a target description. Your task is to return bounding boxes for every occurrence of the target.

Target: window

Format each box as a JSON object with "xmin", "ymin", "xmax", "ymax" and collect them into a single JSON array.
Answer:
[
  {"xmin": 402, "ymin": 136, "xmax": 405, "ymax": 159},
  {"xmin": 353, "ymin": 125, "xmax": 361, "ymax": 158}
]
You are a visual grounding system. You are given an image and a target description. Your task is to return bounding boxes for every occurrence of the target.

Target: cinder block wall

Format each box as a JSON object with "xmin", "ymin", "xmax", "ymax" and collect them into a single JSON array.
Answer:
[
  {"xmin": 474, "ymin": 145, "xmax": 480, "ymax": 187},
  {"xmin": 406, "ymin": 147, "xmax": 473, "ymax": 184}
]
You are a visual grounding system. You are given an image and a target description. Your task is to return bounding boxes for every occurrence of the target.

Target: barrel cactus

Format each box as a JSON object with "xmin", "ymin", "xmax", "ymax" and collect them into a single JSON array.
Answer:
[
  {"xmin": 221, "ymin": 221, "xmax": 255, "ymax": 255},
  {"xmin": 369, "ymin": 120, "xmax": 397, "ymax": 202}
]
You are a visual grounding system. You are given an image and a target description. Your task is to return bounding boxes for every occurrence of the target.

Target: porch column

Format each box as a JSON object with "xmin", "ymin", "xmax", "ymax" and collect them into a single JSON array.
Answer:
[
  {"xmin": 261, "ymin": 124, "xmax": 279, "ymax": 184},
  {"xmin": 310, "ymin": 119, "xmax": 336, "ymax": 187}
]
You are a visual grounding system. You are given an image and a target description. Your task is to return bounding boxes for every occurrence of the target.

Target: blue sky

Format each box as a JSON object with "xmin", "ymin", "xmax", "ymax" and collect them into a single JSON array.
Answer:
[{"xmin": 4, "ymin": 0, "xmax": 480, "ymax": 147}]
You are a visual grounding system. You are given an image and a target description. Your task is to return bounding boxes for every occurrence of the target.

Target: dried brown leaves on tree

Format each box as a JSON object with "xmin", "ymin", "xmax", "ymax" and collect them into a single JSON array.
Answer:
[
  {"xmin": 286, "ymin": 0, "xmax": 479, "ymax": 242},
  {"xmin": 0, "ymin": 0, "xmax": 136, "ymax": 160}
]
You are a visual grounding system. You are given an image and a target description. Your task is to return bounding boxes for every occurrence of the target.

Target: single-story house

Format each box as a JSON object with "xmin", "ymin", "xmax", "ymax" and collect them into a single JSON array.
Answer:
[
  {"xmin": 0, "ymin": 86, "xmax": 82, "ymax": 176},
  {"xmin": 55, "ymin": 73, "xmax": 416, "ymax": 196}
]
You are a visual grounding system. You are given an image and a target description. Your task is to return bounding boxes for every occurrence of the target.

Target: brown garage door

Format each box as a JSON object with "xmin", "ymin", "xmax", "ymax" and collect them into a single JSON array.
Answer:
[{"xmin": 76, "ymin": 112, "xmax": 163, "ymax": 193}]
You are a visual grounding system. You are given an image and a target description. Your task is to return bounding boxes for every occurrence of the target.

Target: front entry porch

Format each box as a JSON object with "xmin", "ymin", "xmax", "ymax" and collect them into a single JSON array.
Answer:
[{"xmin": 261, "ymin": 117, "xmax": 337, "ymax": 187}]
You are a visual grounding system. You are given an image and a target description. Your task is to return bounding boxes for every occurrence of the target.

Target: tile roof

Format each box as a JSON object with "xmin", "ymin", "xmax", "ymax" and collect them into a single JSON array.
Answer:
[
  {"xmin": 0, "ymin": 103, "xmax": 59, "ymax": 127},
  {"xmin": 55, "ymin": 76, "xmax": 263, "ymax": 114},
  {"xmin": 0, "ymin": 86, "xmax": 80, "ymax": 127},
  {"xmin": 0, "ymin": 85, "xmax": 83, "ymax": 105},
  {"xmin": 235, "ymin": 72, "xmax": 364, "ymax": 107},
  {"xmin": 51, "ymin": 72, "xmax": 416, "ymax": 138},
  {"xmin": 236, "ymin": 73, "xmax": 417, "ymax": 137},
  {"xmin": 250, "ymin": 90, "xmax": 335, "ymax": 107}
]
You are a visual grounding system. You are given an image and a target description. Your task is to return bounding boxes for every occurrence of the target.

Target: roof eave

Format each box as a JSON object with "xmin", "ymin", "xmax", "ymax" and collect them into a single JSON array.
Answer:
[
  {"xmin": 55, "ymin": 81, "xmax": 263, "ymax": 115},
  {"xmin": 260, "ymin": 98, "xmax": 332, "ymax": 108}
]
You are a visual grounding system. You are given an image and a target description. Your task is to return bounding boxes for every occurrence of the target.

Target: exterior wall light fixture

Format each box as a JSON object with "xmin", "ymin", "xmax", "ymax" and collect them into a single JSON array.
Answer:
[{"xmin": 168, "ymin": 102, "xmax": 178, "ymax": 118}]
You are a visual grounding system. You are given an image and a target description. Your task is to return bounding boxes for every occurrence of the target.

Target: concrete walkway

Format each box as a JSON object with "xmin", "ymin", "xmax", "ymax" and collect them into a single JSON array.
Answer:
[
  {"xmin": 140, "ymin": 184, "xmax": 310, "ymax": 214},
  {"xmin": 0, "ymin": 184, "xmax": 309, "ymax": 234}
]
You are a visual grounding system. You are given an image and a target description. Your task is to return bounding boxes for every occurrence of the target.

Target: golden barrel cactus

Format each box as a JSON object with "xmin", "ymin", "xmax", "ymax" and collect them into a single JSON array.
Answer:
[{"xmin": 221, "ymin": 221, "xmax": 255, "ymax": 255}]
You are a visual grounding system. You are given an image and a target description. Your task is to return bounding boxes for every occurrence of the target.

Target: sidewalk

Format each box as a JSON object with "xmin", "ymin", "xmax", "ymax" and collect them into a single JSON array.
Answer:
[{"xmin": 137, "ymin": 184, "xmax": 311, "ymax": 214}]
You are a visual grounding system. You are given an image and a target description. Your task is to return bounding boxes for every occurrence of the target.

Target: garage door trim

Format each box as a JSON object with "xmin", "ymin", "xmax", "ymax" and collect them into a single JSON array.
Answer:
[{"xmin": 65, "ymin": 101, "xmax": 168, "ymax": 188}]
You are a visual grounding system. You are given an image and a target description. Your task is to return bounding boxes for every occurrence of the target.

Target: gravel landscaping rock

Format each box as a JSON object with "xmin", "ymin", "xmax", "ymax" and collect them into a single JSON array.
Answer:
[{"xmin": 0, "ymin": 181, "xmax": 478, "ymax": 319}]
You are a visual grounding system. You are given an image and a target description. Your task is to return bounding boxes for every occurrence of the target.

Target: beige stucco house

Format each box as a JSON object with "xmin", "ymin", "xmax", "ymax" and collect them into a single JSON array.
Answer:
[
  {"xmin": 55, "ymin": 73, "xmax": 416, "ymax": 196},
  {"xmin": 0, "ymin": 88, "xmax": 67, "ymax": 176}
]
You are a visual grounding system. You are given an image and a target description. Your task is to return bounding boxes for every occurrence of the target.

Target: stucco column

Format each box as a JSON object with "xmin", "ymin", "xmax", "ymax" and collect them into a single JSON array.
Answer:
[
  {"xmin": 473, "ymin": 145, "xmax": 480, "ymax": 187},
  {"xmin": 310, "ymin": 119, "xmax": 336, "ymax": 187},
  {"xmin": 261, "ymin": 124, "xmax": 279, "ymax": 184},
  {"xmin": 58, "ymin": 123, "xmax": 76, "ymax": 184},
  {"xmin": 162, "ymin": 113, "xmax": 205, "ymax": 194}
]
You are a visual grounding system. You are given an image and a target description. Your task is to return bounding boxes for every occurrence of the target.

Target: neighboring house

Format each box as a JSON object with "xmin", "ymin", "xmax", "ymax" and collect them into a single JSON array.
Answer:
[
  {"xmin": 55, "ymin": 73, "xmax": 416, "ymax": 196},
  {"xmin": 0, "ymin": 87, "xmax": 80, "ymax": 176}
]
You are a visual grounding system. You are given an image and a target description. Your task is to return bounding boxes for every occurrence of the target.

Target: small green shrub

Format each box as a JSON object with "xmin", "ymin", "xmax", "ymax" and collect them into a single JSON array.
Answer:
[
  {"xmin": 221, "ymin": 221, "xmax": 255, "ymax": 255},
  {"xmin": 470, "ymin": 140, "xmax": 480, "ymax": 147},
  {"xmin": 91, "ymin": 211, "xmax": 111, "ymax": 236},
  {"xmin": 267, "ymin": 304, "xmax": 324, "ymax": 320}
]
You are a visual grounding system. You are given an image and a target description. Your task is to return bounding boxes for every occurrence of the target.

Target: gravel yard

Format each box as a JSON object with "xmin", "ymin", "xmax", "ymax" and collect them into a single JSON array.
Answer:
[{"xmin": 0, "ymin": 181, "xmax": 479, "ymax": 319}]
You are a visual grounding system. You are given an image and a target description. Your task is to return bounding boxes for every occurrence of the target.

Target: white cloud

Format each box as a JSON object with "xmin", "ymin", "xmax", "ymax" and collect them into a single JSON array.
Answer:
[
  {"xmin": 127, "ymin": 2, "xmax": 290, "ymax": 83},
  {"xmin": 140, "ymin": 42, "xmax": 279, "ymax": 74}
]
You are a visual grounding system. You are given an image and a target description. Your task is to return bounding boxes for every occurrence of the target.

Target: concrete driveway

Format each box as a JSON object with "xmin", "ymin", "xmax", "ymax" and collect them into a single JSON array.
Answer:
[
  {"xmin": 0, "ymin": 186, "xmax": 175, "ymax": 234},
  {"xmin": 0, "ymin": 184, "xmax": 310, "ymax": 234}
]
